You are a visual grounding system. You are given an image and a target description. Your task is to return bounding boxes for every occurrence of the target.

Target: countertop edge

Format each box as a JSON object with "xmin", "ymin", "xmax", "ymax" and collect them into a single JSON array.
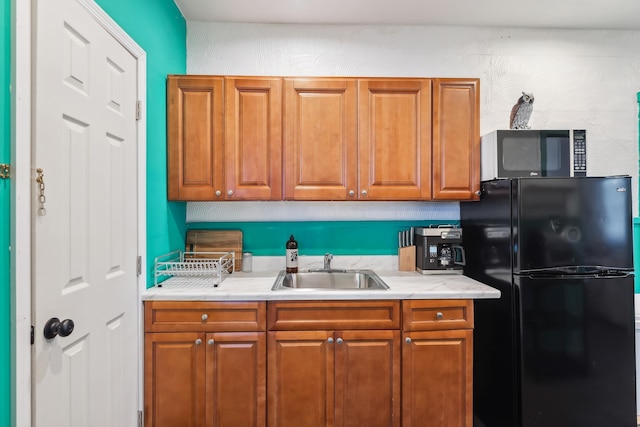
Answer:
[{"xmin": 141, "ymin": 270, "xmax": 501, "ymax": 301}]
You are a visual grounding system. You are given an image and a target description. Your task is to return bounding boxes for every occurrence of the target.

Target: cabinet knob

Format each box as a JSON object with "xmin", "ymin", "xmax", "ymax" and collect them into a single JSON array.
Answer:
[
  {"xmin": 195, "ymin": 338, "xmax": 202, "ymax": 345},
  {"xmin": 208, "ymin": 339, "xmax": 214, "ymax": 346},
  {"xmin": 475, "ymin": 190, "xmax": 481, "ymax": 196},
  {"xmin": 348, "ymin": 190, "xmax": 355, "ymax": 197},
  {"xmin": 327, "ymin": 337, "xmax": 334, "ymax": 344},
  {"xmin": 201, "ymin": 314, "xmax": 208, "ymax": 321},
  {"xmin": 436, "ymin": 312, "xmax": 444, "ymax": 320},
  {"xmin": 215, "ymin": 190, "xmax": 222, "ymax": 197},
  {"xmin": 227, "ymin": 189, "xmax": 234, "ymax": 196},
  {"xmin": 361, "ymin": 189, "xmax": 368, "ymax": 197},
  {"xmin": 405, "ymin": 337, "xmax": 412, "ymax": 344},
  {"xmin": 336, "ymin": 338, "xmax": 344, "ymax": 344}
]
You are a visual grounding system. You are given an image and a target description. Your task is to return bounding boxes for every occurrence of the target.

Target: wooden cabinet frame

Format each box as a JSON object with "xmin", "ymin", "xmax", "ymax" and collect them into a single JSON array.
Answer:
[
  {"xmin": 144, "ymin": 301, "xmax": 266, "ymax": 427},
  {"xmin": 167, "ymin": 76, "xmax": 224, "ymax": 200},
  {"xmin": 144, "ymin": 299, "xmax": 474, "ymax": 427},
  {"xmin": 432, "ymin": 78, "xmax": 480, "ymax": 200},
  {"xmin": 167, "ymin": 75, "xmax": 480, "ymax": 201},
  {"xmin": 267, "ymin": 301, "xmax": 402, "ymax": 427}
]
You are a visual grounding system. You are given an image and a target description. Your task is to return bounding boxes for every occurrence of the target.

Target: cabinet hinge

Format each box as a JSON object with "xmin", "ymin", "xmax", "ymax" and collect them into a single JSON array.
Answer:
[
  {"xmin": 138, "ymin": 410, "xmax": 143, "ymax": 427},
  {"xmin": 31, "ymin": 325, "xmax": 34, "ymax": 345},
  {"xmin": 136, "ymin": 101, "xmax": 142, "ymax": 121},
  {"xmin": 136, "ymin": 256, "xmax": 142, "ymax": 276},
  {"xmin": 0, "ymin": 164, "xmax": 10, "ymax": 179}
]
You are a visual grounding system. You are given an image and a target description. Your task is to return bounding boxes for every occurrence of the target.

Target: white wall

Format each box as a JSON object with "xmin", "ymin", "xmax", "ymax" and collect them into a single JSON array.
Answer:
[{"xmin": 186, "ymin": 22, "xmax": 640, "ymax": 215}]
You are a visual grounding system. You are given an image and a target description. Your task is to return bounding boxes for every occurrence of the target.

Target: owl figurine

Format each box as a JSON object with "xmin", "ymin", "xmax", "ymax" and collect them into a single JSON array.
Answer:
[{"xmin": 510, "ymin": 92, "xmax": 534, "ymax": 129}]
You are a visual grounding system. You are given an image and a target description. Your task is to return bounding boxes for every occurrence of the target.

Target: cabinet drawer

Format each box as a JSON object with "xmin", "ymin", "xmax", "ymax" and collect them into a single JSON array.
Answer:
[
  {"xmin": 402, "ymin": 300, "xmax": 473, "ymax": 331},
  {"xmin": 268, "ymin": 300, "xmax": 401, "ymax": 330},
  {"xmin": 145, "ymin": 301, "xmax": 266, "ymax": 332}
]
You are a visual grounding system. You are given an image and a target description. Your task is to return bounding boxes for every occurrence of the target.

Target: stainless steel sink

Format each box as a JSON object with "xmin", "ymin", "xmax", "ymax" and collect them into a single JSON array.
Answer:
[{"xmin": 271, "ymin": 269, "xmax": 390, "ymax": 291}]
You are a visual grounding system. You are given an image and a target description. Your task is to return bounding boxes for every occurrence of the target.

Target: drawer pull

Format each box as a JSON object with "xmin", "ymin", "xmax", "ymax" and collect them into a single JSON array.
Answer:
[
  {"xmin": 436, "ymin": 312, "xmax": 444, "ymax": 320},
  {"xmin": 208, "ymin": 339, "xmax": 214, "ymax": 345},
  {"xmin": 195, "ymin": 338, "xmax": 202, "ymax": 345},
  {"xmin": 202, "ymin": 314, "xmax": 208, "ymax": 321}
]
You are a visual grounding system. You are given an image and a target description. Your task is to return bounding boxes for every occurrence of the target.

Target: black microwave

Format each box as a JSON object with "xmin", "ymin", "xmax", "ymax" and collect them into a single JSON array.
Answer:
[{"xmin": 480, "ymin": 129, "xmax": 586, "ymax": 180}]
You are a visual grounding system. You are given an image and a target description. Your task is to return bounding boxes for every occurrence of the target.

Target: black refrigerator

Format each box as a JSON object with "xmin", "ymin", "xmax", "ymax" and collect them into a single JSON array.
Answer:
[{"xmin": 460, "ymin": 176, "xmax": 636, "ymax": 427}]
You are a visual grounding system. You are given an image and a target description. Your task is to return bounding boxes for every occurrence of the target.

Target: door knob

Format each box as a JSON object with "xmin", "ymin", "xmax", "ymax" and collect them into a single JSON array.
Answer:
[{"xmin": 43, "ymin": 317, "xmax": 75, "ymax": 339}]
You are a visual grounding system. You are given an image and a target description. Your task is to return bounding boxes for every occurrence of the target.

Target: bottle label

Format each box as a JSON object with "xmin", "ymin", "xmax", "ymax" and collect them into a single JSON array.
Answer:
[{"xmin": 286, "ymin": 249, "xmax": 298, "ymax": 268}]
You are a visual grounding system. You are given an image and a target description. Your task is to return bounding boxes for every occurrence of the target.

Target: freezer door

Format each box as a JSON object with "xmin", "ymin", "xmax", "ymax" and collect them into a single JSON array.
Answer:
[
  {"xmin": 515, "ymin": 274, "xmax": 636, "ymax": 427},
  {"xmin": 514, "ymin": 176, "xmax": 633, "ymax": 272}
]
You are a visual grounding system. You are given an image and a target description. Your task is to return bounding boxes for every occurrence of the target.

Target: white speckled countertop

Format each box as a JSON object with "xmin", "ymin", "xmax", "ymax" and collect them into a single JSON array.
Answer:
[{"xmin": 142, "ymin": 255, "xmax": 501, "ymax": 301}]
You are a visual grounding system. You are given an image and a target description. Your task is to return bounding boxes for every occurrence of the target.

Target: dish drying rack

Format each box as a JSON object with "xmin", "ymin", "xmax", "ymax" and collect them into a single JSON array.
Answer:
[{"xmin": 154, "ymin": 250, "xmax": 235, "ymax": 287}]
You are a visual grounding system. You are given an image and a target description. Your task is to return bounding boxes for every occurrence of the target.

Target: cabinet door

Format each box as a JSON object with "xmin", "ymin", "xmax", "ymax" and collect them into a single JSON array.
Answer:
[
  {"xmin": 144, "ymin": 332, "xmax": 206, "ymax": 427},
  {"xmin": 283, "ymin": 78, "xmax": 358, "ymax": 200},
  {"xmin": 225, "ymin": 77, "xmax": 282, "ymax": 200},
  {"xmin": 206, "ymin": 332, "xmax": 266, "ymax": 427},
  {"xmin": 358, "ymin": 79, "xmax": 432, "ymax": 200},
  {"xmin": 167, "ymin": 75, "xmax": 224, "ymax": 200},
  {"xmin": 334, "ymin": 330, "xmax": 401, "ymax": 427},
  {"xmin": 402, "ymin": 329, "xmax": 473, "ymax": 427},
  {"xmin": 432, "ymin": 79, "xmax": 480, "ymax": 200},
  {"xmin": 268, "ymin": 330, "xmax": 335, "ymax": 427}
]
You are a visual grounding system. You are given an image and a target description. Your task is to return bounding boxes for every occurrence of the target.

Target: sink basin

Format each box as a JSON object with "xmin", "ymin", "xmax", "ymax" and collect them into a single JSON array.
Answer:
[{"xmin": 271, "ymin": 269, "xmax": 390, "ymax": 291}]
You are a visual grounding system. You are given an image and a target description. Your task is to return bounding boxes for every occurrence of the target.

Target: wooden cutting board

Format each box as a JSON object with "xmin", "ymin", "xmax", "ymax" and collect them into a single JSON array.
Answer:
[{"xmin": 185, "ymin": 229, "xmax": 243, "ymax": 272}]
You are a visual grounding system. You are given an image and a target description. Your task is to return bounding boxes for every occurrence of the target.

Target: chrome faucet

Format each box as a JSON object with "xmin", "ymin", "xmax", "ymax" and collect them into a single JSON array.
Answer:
[{"xmin": 323, "ymin": 253, "xmax": 333, "ymax": 270}]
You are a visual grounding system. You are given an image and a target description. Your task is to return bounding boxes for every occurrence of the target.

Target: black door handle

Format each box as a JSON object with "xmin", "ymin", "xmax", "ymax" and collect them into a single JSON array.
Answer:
[{"xmin": 43, "ymin": 317, "xmax": 75, "ymax": 340}]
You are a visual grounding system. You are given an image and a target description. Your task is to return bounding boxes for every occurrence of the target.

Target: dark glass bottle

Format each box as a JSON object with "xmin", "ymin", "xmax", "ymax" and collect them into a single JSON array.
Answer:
[{"xmin": 286, "ymin": 235, "xmax": 298, "ymax": 273}]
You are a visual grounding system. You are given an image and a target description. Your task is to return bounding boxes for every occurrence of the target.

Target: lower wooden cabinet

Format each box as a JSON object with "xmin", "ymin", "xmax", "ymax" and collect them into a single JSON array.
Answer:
[
  {"xmin": 402, "ymin": 299, "xmax": 474, "ymax": 427},
  {"xmin": 144, "ymin": 302, "xmax": 266, "ymax": 427},
  {"xmin": 207, "ymin": 332, "xmax": 266, "ymax": 427},
  {"xmin": 145, "ymin": 332, "xmax": 205, "ymax": 427},
  {"xmin": 267, "ymin": 329, "xmax": 401, "ymax": 427},
  {"xmin": 144, "ymin": 299, "xmax": 473, "ymax": 427},
  {"xmin": 145, "ymin": 331, "xmax": 266, "ymax": 427},
  {"xmin": 402, "ymin": 329, "xmax": 473, "ymax": 427}
]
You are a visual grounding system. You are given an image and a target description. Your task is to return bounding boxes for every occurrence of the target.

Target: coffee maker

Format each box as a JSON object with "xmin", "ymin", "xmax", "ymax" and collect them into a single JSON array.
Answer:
[{"xmin": 415, "ymin": 226, "xmax": 465, "ymax": 274}]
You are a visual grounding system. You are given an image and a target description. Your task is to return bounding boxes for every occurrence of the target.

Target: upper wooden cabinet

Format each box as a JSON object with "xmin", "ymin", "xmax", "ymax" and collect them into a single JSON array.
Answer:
[
  {"xmin": 283, "ymin": 78, "xmax": 358, "ymax": 200},
  {"xmin": 432, "ymin": 78, "xmax": 480, "ymax": 200},
  {"xmin": 167, "ymin": 75, "xmax": 480, "ymax": 201},
  {"xmin": 167, "ymin": 75, "xmax": 282, "ymax": 201},
  {"xmin": 167, "ymin": 75, "xmax": 224, "ymax": 200},
  {"xmin": 225, "ymin": 77, "xmax": 283, "ymax": 200},
  {"xmin": 358, "ymin": 79, "xmax": 432, "ymax": 200}
]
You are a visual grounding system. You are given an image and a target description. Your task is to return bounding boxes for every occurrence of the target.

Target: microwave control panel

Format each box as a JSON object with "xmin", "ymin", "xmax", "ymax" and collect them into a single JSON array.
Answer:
[{"xmin": 573, "ymin": 129, "xmax": 587, "ymax": 176}]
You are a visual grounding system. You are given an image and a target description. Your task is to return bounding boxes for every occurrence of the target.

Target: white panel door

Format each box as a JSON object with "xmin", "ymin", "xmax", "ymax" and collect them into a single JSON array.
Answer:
[{"xmin": 32, "ymin": 0, "xmax": 139, "ymax": 426}]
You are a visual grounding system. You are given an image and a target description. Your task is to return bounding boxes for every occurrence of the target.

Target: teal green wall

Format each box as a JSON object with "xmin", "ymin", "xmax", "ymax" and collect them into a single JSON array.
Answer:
[
  {"xmin": 1, "ymin": 0, "xmax": 10, "ymax": 424},
  {"xmin": 188, "ymin": 221, "xmax": 456, "ymax": 256},
  {"xmin": 93, "ymin": 0, "xmax": 188, "ymax": 284}
]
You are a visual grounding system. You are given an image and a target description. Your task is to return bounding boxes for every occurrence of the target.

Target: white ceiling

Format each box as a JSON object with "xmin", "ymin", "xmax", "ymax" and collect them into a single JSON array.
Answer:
[{"xmin": 174, "ymin": 0, "xmax": 640, "ymax": 30}]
